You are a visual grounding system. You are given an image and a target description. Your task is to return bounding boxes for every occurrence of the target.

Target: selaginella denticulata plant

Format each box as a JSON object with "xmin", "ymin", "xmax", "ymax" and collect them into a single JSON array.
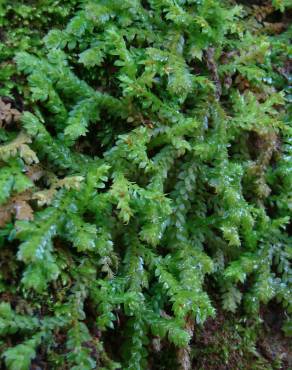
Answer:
[{"xmin": 0, "ymin": 0, "xmax": 291, "ymax": 369}]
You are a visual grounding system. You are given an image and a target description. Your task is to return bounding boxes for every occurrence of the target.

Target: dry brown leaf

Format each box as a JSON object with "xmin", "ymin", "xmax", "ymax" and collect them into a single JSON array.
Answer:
[
  {"xmin": 0, "ymin": 207, "xmax": 13, "ymax": 228},
  {"xmin": 0, "ymin": 98, "xmax": 21, "ymax": 127},
  {"xmin": 14, "ymin": 200, "xmax": 34, "ymax": 221},
  {"xmin": 263, "ymin": 22, "xmax": 286, "ymax": 34},
  {"xmin": 253, "ymin": 4, "xmax": 274, "ymax": 23},
  {"xmin": 25, "ymin": 164, "xmax": 44, "ymax": 182},
  {"xmin": 0, "ymin": 191, "xmax": 34, "ymax": 227}
]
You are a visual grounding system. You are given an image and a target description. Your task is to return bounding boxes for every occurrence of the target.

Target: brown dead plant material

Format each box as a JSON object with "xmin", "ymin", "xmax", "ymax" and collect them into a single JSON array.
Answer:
[
  {"xmin": 0, "ymin": 191, "xmax": 34, "ymax": 227},
  {"xmin": 0, "ymin": 98, "xmax": 21, "ymax": 127}
]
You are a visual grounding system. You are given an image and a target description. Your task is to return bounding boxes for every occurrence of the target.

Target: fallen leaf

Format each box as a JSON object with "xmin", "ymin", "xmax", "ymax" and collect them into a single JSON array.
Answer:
[
  {"xmin": 13, "ymin": 200, "xmax": 34, "ymax": 221},
  {"xmin": 0, "ymin": 206, "xmax": 13, "ymax": 227},
  {"xmin": 0, "ymin": 98, "xmax": 21, "ymax": 127}
]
